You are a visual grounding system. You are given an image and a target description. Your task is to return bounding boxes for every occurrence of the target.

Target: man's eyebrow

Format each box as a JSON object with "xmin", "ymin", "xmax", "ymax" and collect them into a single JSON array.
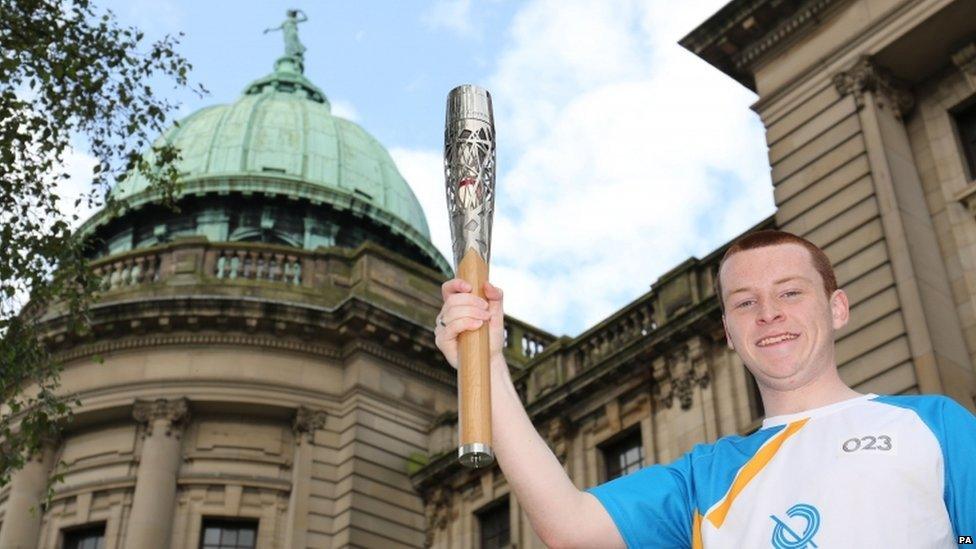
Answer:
[
  {"xmin": 726, "ymin": 276, "xmax": 813, "ymax": 296},
  {"xmin": 773, "ymin": 276, "xmax": 812, "ymax": 285}
]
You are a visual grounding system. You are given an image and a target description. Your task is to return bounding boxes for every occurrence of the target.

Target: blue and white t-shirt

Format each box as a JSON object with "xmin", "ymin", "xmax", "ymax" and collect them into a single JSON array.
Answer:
[{"xmin": 588, "ymin": 394, "xmax": 976, "ymax": 548}]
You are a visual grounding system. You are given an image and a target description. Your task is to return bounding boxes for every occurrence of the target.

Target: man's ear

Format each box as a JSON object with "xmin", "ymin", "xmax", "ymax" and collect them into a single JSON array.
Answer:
[
  {"xmin": 722, "ymin": 315, "xmax": 734, "ymax": 350},
  {"xmin": 830, "ymin": 289, "xmax": 850, "ymax": 330}
]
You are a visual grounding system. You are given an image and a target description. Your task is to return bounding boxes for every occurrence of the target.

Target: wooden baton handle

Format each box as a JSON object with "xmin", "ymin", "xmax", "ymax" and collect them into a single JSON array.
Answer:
[{"xmin": 457, "ymin": 247, "xmax": 492, "ymax": 462}]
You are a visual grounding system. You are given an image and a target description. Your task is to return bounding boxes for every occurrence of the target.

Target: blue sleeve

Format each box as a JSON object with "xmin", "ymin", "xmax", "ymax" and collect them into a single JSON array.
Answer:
[
  {"xmin": 936, "ymin": 397, "xmax": 976, "ymax": 536},
  {"xmin": 877, "ymin": 395, "xmax": 976, "ymax": 538},
  {"xmin": 586, "ymin": 453, "xmax": 694, "ymax": 549}
]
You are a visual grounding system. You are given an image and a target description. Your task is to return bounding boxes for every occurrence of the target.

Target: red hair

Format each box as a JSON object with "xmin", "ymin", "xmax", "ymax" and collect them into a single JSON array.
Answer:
[{"xmin": 716, "ymin": 230, "xmax": 837, "ymax": 312}]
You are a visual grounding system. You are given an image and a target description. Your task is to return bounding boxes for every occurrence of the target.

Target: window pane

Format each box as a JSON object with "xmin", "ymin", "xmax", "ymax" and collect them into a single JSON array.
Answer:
[
  {"xmin": 603, "ymin": 429, "xmax": 644, "ymax": 481},
  {"xmin": 63, "ymin": 524, "xmax": 106, "ymax": 549},
  {"xmin": 204, "ymin": 528, "xmax": 221, "ymax": 544},
  {"xmin": 477, "ymin": 500, "xmax": 510, "ymax": 549},
  {"xmin": 221, "ymin": 529, "xmax": 238, "ymax": 544},
  {"xmin": 199, "ymin": 519, "xmax": 257, "ymax": 549}
]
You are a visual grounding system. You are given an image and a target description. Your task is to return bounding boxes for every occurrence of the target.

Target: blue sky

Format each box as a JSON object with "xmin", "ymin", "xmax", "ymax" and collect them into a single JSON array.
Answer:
[
  {"xmin": 78, "ymin": 0, "xmax": 776, "ymax": 336},
  {"xmin": 100, "ymin": 1, "xmax": 516, "ymax": 151}
]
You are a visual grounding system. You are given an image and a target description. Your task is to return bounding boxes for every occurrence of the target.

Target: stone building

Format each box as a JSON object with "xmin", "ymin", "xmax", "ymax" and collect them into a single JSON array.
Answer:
[
  {"xmin": 421, "ymin": 0, "xmax": 976, "ymax": 547},
  {"xmin": 1, "ymin": 0, "xmax": 976, "ymax": 548}
]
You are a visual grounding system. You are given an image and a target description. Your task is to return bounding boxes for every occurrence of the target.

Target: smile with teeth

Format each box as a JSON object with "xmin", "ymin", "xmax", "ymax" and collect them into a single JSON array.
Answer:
[{"xmin": 756, "ymin": 333, "xmax": 799, "ymax": 347}]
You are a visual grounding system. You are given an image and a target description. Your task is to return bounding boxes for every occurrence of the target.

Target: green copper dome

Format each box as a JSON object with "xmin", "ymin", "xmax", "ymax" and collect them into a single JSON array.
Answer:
[{"xmin": 100, "ymin": 54, "xmax": 448, "ymax": 273}]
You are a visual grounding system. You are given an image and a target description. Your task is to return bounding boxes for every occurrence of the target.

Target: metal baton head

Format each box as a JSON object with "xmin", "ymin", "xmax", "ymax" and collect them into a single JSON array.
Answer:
[{"xmin": 444, "ymin": 85, "xmax": 496, "ymax": 268}]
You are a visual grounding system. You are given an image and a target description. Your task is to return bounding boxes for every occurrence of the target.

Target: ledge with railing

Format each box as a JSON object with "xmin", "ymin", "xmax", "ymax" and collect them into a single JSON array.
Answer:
[
  {"xmin": 86, "ymin": 237, "xmax": 562, "ymax": 366},
  {"xmin": 90, "ymin": 238, "xmax": 313, "ymax": 292},
  {"xmin": 510, "ymin": 216, "xmax": 778, "ymax": 408}
]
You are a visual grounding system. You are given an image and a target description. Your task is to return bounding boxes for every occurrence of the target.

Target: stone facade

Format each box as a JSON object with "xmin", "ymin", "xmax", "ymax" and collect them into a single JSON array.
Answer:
[
  {"xmin": 1, "ymin": 1, "xmax": 976, "ymax": 547},
  {"xmin": 0, "ymin": 240, "xmax": 513, "ymax": 548}
]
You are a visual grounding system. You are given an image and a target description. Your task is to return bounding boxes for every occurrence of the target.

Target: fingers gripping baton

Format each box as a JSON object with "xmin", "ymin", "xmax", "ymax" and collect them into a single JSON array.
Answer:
[{"xmin": 444, "ymin": 85, "xmax": 496, "ymax": 468}]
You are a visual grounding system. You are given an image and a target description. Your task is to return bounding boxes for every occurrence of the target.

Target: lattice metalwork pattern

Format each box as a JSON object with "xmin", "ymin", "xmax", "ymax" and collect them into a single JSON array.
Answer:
[{"xmin": 444, "ymin": 85, "xmax": 496, "ymax": 267}]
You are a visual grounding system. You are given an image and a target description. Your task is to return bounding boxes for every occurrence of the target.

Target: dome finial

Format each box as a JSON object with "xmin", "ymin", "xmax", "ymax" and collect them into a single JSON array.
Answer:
[{"xmin": 263, "ymin": 9, "xmax": 308, "ymax": 74}]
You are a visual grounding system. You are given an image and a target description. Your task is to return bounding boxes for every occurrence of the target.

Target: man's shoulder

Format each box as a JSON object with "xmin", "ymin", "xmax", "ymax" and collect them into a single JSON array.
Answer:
[
  {"xmin": 869, "ymin": 393, "xmax": 969, "ymax": 417},
  {"xmin": 684, "ymin": 426, "xmax": 783, "ymax": 466},
  {"xmin": 869, "ymin": 393, "xmax": 976, "ymax": 438}
]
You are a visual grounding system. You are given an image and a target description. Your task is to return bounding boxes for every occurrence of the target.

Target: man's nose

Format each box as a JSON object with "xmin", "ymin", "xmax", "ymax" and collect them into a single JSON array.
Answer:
[{"xmin": 756, "ymin": 300, "xmax": 784, "ymax": 324}]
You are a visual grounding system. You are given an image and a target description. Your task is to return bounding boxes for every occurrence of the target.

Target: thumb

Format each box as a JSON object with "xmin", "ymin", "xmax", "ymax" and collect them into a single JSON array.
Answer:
[{"xmin": 484, "ymin": 281, "xmax": 504, "ymax": 302}]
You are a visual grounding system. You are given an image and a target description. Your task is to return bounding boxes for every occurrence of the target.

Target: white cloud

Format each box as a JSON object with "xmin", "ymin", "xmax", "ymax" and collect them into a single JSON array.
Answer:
[
  {"xmin": 482, "ymin": 0, "xmax": 774, "ymax": 335},
  {"xmin": 389, "ymin": 147, "xmax": 454, "ymax": 264},
  {"xmin": 330, "ymin": 99, "xmax": 360, "ymax": 121},
  {"xmin": 57, "ymin": 147, "xmax": 101, "ymax": 228},
  {"xmin": 422, "ymin": 0, "xmax": 475, "ymax": 36}
]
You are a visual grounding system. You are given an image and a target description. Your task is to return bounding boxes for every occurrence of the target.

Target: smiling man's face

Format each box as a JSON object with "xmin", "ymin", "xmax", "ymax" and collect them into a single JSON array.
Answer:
[{"xmin": 720, "ymin": 243, "xmax": 850, "ymax": 393}]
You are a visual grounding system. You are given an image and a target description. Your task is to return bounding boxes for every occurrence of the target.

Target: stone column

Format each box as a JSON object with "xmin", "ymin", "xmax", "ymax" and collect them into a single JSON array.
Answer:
[
  {"xmin": 0, "ymin": 444, "xmax": 56, "ymax": 549},
  {"xmin": 283, "ymin": 406, "xmax": 327, "ymax": 549},
  {"xmin": 835, "ymin": 57, "xmax": 972, "ymax": 399},
  {"xmin": 123, "ymin": 398, "xmax": 189, "ymax": 549}
]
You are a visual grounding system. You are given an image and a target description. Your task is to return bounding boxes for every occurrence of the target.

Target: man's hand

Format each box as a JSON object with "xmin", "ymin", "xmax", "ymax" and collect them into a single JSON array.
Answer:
[{"xmin": 434, "ymin": 279, "xmax": 505, "ymax": 369}]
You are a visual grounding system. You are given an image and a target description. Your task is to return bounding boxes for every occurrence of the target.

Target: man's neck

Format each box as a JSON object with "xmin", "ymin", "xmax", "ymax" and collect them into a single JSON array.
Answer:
[{"xmin": 759, "ymin": 367, "xmax": 862, "ymax": 417}]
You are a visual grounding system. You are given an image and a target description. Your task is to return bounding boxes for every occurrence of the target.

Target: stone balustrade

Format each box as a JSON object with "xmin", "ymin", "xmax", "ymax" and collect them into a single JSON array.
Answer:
[
  {"xmin": 213, "ymin": 247, "xmax": 303, "ymax": 284},
  {"xmin": 92, "ymin": 252, "xmax": 162, "ymax": 290},
  {"xmin": 508, "ymin": 248, "xmax": 732, "ymax": 405},
  {"xmin": 86, "ymin": 239, "xmax": 558, "ymax": 369}
]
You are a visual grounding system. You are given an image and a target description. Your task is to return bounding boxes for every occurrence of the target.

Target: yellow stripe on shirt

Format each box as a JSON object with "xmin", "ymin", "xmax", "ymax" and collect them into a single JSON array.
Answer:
[
  {"xmin": 706, "ymin": 418, "xmax": 809, "ymax": 529},
  {"xmin": 692, "ymin": 510, "xmax": 703, "ymax": 549}
]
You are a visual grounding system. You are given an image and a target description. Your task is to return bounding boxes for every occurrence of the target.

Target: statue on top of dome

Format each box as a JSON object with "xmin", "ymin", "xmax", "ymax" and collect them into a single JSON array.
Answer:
[{"xmin": 264, "ymin": 9, "xmax": 308, "ymax": 63}]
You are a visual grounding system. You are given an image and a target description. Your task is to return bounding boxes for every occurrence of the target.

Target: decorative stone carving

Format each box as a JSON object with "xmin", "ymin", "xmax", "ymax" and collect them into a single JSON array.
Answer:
[
  {"xmin": 651, "ymin": 340, "xmax": 712, "ymax": 411},
  {"xmin": 424, "ymin": 486, "xmax": 453, "ymax": 547},
  {"xmin": 652, "ymin": 355, "xmax": 673, "ymax": 409},
  {"xmin": 543, "ymin": 416, "xmax": 575, "ymax": 464},
  {"xmin": 132, "ymin": 398, "xmax": 189, "ymax": 438},
  {"xmin": 687, "ymin": 336, "xmax": 712, "ymax": 396},
  {"xmin": 952, "ymin": 42, "xmax": 976, "ymax": 89},
  {"xmin": 292, "ymin": 406, "xmax": 328, "ymax": 443},
  {"xmin": 669, "ymin": 349, "xmax": 695, "ymax": 411},
  {"xmin": 833, "ymin": 56, "xmax": 914, "ymax": 119}
]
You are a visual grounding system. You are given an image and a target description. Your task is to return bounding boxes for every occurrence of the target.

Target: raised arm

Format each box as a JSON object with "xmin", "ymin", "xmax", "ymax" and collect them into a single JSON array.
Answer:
[{"xmin": 435, "ymin": 279, "xmax": 624, "ymax": 548}]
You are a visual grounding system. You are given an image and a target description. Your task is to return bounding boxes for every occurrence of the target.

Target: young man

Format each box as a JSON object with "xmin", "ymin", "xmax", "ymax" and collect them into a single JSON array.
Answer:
[{"xmin": 434, "ymin": 230, "xmax": 976, "ymax": 548}]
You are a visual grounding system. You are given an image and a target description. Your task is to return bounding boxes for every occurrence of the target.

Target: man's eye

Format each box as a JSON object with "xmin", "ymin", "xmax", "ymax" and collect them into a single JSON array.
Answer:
[
  {"xmin": 782, "ymin": 290, "xmax": 801, "ymax": 298},
  {"xmin": 736, "ymin": 300, "xmax": 755, "ymax": 309}
]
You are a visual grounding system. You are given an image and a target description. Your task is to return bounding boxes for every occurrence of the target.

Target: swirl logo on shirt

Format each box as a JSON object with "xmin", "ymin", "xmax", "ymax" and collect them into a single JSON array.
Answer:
[{"xmin": 769, "ymin": 503, "xmax": 820, "ymax": 549}]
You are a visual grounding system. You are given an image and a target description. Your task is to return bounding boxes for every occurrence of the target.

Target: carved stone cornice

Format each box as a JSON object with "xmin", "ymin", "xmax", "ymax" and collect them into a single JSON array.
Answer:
[
  {"xmin": 679, "ymin": 0, "xmax": 844, "ymax": 91},
  {"xmin": 737, "ymin": 0, "xmax": 839, "ymax": 68},
  {"xmin": 132, "ymin": 398, "xmax": 190, "ymax": 437},
  {"xmin": 952, "ymin": 41, "xmax": 976, "ymax": 89},
  {"xmin": 57, "ymin": 332, "xmax": 342, "ymax": 364},
  {"xmin": 51, "ymin": 296, "xmax": 455, "ymax": 387},
  {"xmin": 292, "ymin": 406, "xmax": 327, "ymax": 443},
  {"xmin": 833, "ymin": 56, "xmax": 914, "ymax": 120}
]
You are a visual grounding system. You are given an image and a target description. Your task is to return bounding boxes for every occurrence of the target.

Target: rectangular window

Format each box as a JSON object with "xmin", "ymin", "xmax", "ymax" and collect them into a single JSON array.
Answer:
[
  {"xmin": 955, "ymin": 100, "xmax": 976, "ymax": 180},
  {"xmin": 199, "ymin": 518, "xmax": 258, "ymax": 549},
  {"xmin": 602, "ymin": 428, "xmax": 645, "ymax": 481},
  {"xmin": 477, "ymin": 499, "xmax": 510, "ymax": 549},
  {"xmin": 63, "ymin": 524, "xmax": 106, "ymax": 549}
]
